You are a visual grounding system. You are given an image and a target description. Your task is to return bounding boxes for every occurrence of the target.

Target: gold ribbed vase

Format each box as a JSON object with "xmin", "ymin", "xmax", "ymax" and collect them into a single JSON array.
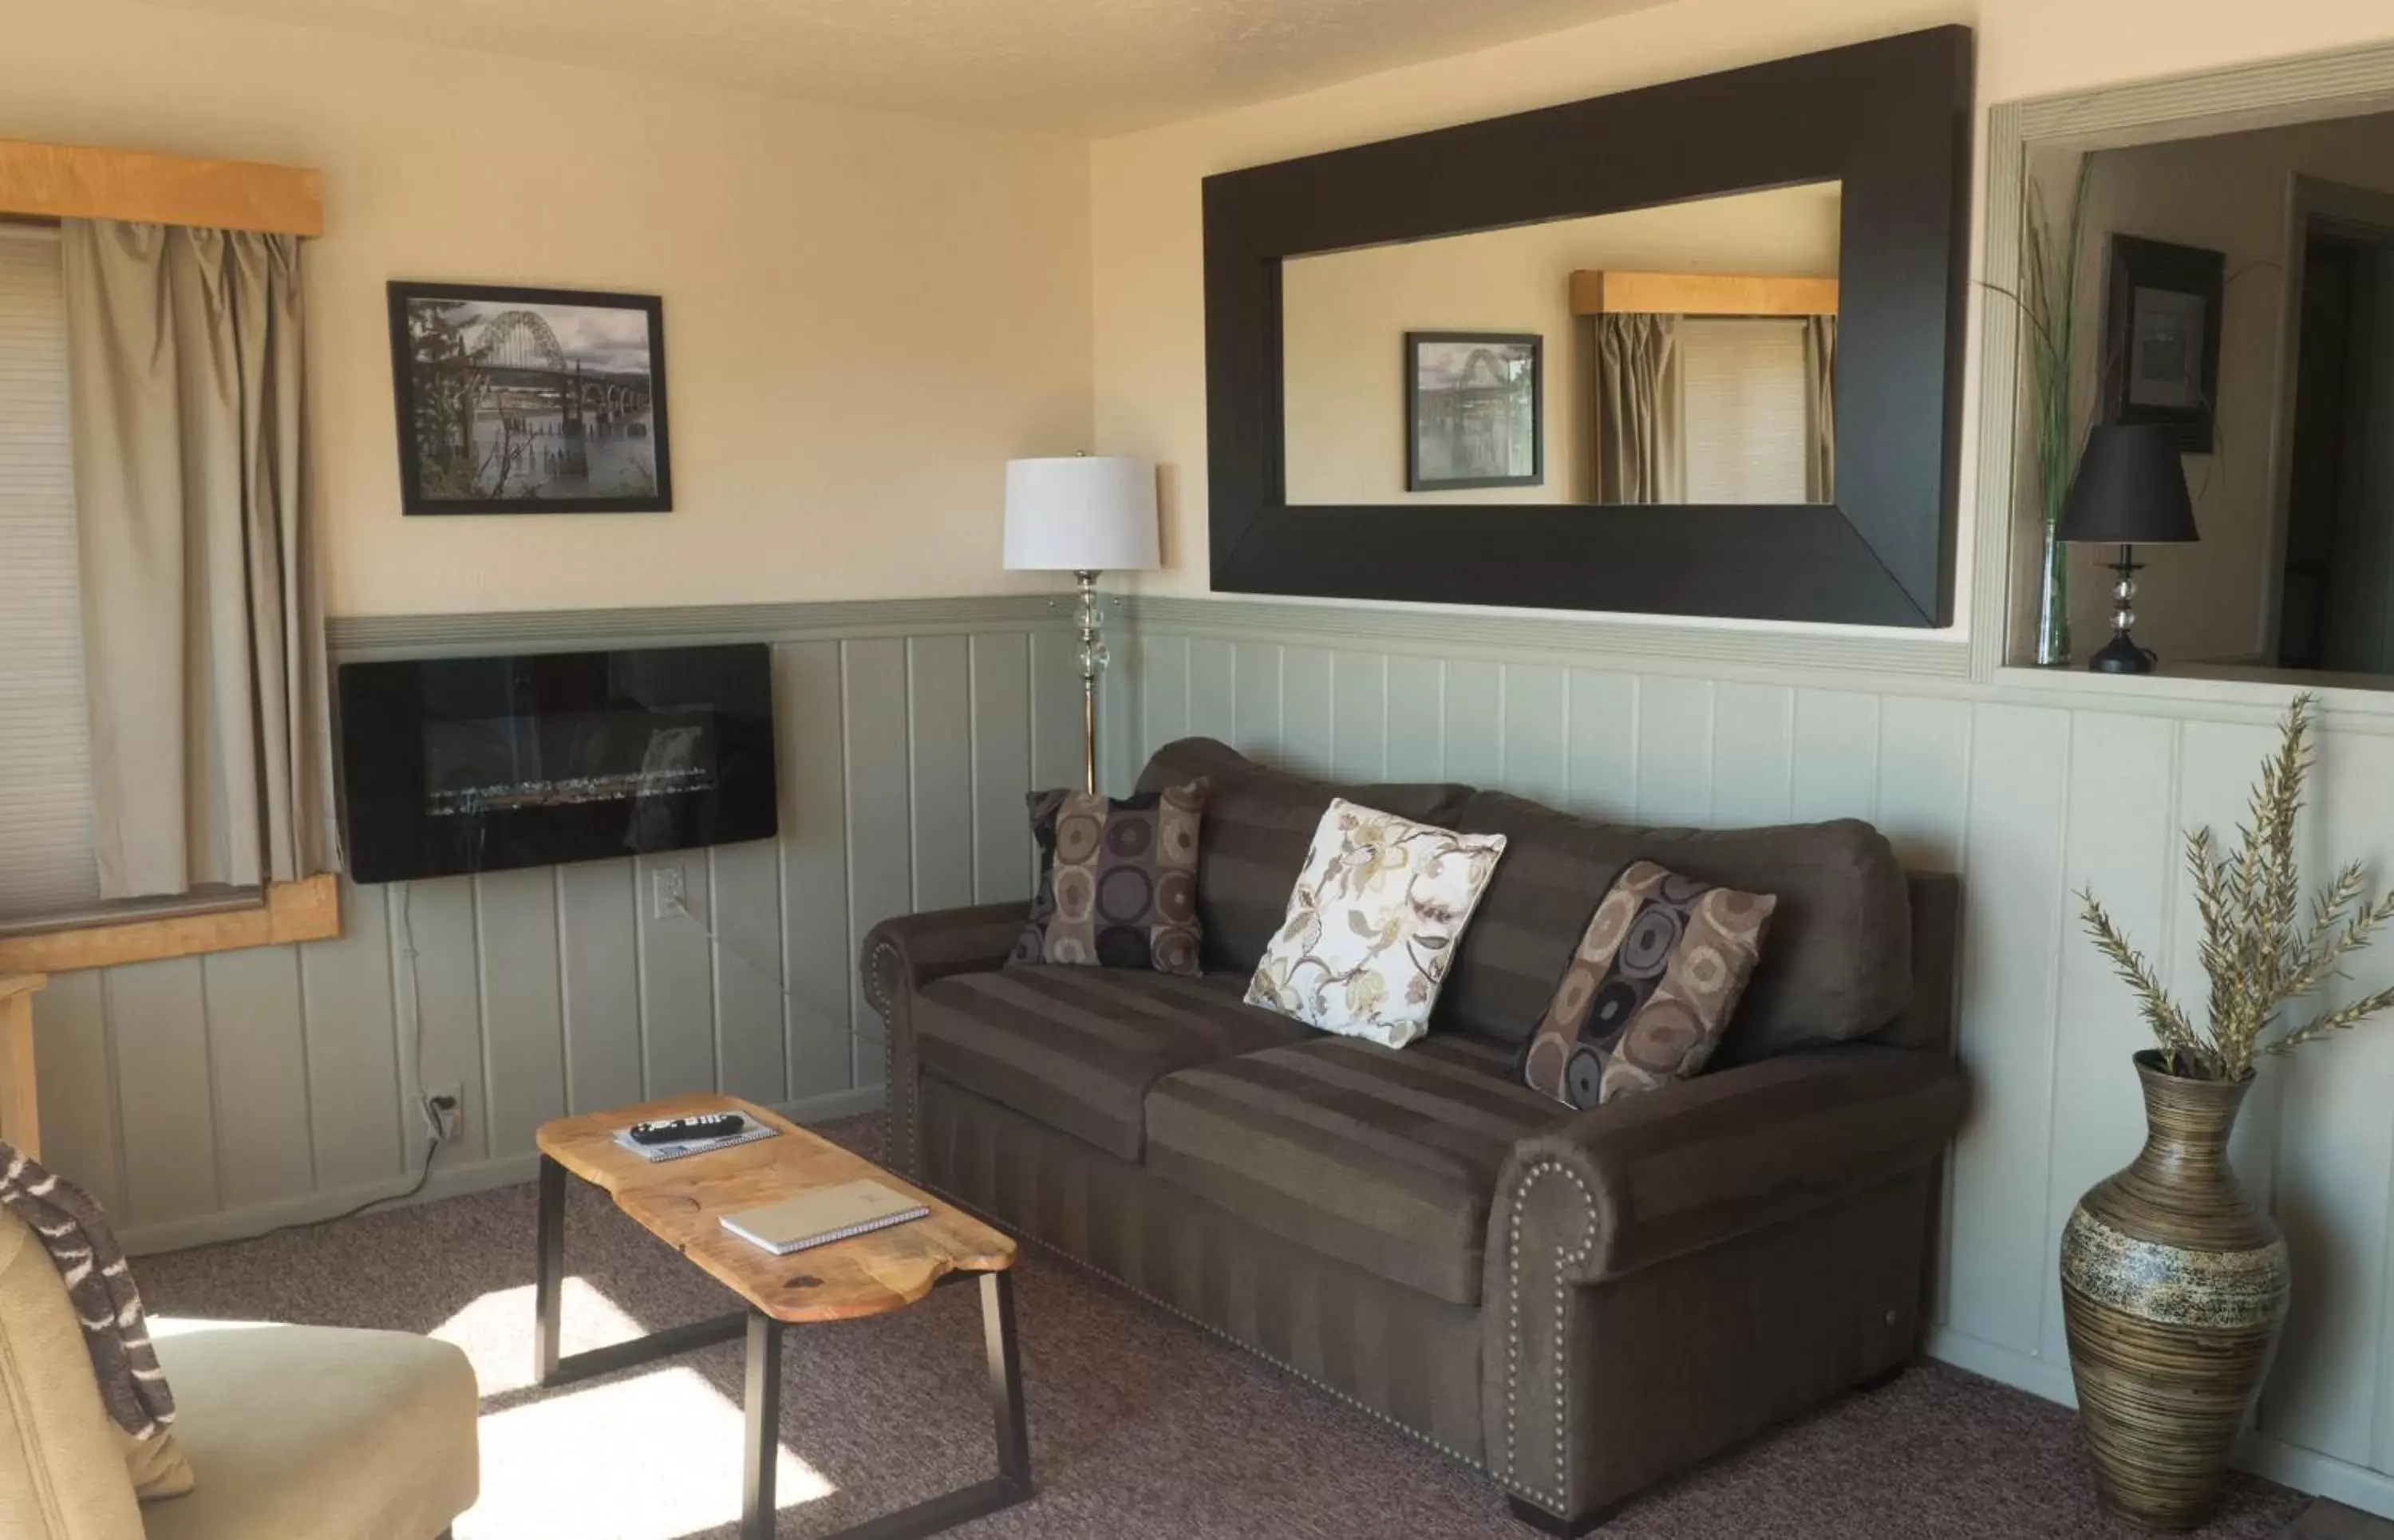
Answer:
[{"xmin": 2059, "ymin": 1051, "xmax": 2290, "ymax": 1530}]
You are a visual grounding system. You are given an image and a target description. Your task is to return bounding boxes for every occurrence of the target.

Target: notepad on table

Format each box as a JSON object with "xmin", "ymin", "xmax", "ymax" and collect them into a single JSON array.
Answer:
[{"xmin": 719, "ymin": 1179, "xmax": 930, "ymax": 1256}]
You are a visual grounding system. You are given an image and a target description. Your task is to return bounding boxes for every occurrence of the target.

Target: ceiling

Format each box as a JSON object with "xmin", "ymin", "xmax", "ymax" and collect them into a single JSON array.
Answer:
[{"xmin": 137, "ymin": 0, "xmax": 1670, "ymax": 136}]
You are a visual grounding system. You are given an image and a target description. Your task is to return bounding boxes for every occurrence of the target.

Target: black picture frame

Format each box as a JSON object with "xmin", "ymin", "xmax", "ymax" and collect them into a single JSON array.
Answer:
[
  {"xmin": 1203, "ymin": 26, "xmax": 1973, "ymax": 626},
  {"xmin": 2101, "ymin": 235, "xmax": 2224, "ymax": 453},
  {"xmin": 1405, "ymin": 332, "xmax": 1543, "ymax": 492},
  {"xmin": 388, "ymin": 281, "xmax": 674, "ymax": 515}
]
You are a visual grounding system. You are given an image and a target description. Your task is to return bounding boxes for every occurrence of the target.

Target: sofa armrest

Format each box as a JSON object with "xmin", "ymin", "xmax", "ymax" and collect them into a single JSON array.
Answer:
[
  {"xmin": 1492, "ymin": 1043, "xmax": 1964, "ymax": 1289},
  {"xmin": 859, "ymin": 903, "xmax": 1025, "ymax": 1178},
  {"xmin": 1482, "ymin": 1044, "xmax": 1964, "ymax": 1522},
  {"xmin": 860, "ymin": 903, "xmax": 1025, "ymax": 1016}
]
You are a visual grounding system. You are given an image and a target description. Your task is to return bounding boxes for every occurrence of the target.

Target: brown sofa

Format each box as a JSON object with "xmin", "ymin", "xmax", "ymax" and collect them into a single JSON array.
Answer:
[{"xmin": 862, "ymin": 737, "xmax": 1965, "ymax": 1534}]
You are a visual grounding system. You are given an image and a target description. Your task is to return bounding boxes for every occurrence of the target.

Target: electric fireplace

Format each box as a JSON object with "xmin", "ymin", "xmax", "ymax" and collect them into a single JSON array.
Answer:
[{"xmin": 338, "ymin": 643, "xmax": 776, "ymax": 883}]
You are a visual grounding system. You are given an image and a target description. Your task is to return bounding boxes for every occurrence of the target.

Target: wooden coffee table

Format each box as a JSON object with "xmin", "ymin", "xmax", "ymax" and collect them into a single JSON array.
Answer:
[{"xmin": 534, "ymin": 1093, "xmax": 1027, "ymax": 1539}]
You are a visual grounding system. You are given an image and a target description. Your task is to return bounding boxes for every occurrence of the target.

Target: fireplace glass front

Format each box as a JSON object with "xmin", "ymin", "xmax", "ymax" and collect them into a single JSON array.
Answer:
[{"xmin": 339, "ymin": 644, "xmax": 775, "ymax": 883}]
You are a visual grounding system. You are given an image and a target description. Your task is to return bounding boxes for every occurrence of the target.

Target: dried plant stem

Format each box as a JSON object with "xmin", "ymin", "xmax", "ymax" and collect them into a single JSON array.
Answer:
[{"xmin": 2078, "ymin": 693, "xmax": 2394, "ymax": 1080}]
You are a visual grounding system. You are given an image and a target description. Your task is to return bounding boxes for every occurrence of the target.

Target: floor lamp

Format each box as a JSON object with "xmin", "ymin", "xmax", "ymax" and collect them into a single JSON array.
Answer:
[{"xmin": 1002, "ymin": 456, "xmax": 1160, "ymax": 794}]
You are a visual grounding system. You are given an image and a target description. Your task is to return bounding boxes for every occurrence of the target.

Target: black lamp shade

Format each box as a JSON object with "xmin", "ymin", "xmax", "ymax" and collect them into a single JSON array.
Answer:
[{"xmin": 2059, "ymin": 424, "xmax": 2198, "ymax": 545}]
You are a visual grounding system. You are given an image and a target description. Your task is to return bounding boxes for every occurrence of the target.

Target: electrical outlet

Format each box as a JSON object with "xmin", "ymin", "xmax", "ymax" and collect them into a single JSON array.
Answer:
[
  {"xmin": 651, "ymin": 864, "xmax": 689, "ymax": 919},
  {"xmin": 420, "ymin": 1083, "xmax": 463, "ymax": 1144}
]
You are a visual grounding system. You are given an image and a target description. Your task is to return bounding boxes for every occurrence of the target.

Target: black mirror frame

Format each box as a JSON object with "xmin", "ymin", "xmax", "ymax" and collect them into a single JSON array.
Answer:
[{"xmin": 1203, "ymin": 26, "xmax": 1973, "ymax": 626}]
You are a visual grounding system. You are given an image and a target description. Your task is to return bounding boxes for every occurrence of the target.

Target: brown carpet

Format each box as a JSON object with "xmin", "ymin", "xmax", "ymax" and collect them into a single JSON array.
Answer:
[{"xmin": 132, "ymin": 1116, "xmax": 2310, "ymax": 1540}]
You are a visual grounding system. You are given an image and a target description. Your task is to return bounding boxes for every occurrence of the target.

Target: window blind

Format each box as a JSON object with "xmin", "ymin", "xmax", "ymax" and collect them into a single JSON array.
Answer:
[
  {"xmin": 0, "ymin": 224, "xmax": 102, "ymax": 922},
  {"xmin": 1680, "ymin": 317, "xmax": 1811, "ymax": 506}
]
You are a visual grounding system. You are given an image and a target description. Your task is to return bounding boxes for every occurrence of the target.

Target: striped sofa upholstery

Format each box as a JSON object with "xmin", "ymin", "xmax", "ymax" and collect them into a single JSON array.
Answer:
[{"xmin": 866, "ymin": 737, "xmax": 1965, "ymax": 1537}]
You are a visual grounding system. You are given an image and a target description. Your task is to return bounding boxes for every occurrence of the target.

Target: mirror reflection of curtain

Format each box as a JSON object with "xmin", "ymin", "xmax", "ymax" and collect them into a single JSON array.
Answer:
[
  {"xmin": 1803, "ymin": 314, "xmax": 1837, "ymax": 503},
  {"xmin": 61, "ymin": 220, "xmax": 339, "ymax": 898},
  {"xmin": 1594, "ymin": 314, "xmax": 1683, "ymax": 503}
]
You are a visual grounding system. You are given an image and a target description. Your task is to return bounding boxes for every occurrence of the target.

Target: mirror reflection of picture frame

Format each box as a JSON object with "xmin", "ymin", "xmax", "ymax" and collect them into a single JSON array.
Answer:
[
  {"xmin": 1405, "ymin": 331, "xmax": 1543, "ymax": 492},
  {"xmin": 2101, "ymin": 235, "xmax": 2224, "ymax": 452}
]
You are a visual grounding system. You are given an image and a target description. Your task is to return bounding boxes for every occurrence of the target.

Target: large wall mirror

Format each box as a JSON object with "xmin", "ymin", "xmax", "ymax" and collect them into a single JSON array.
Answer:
[{"xmin": 1205, "ymin": 28, "xmax": 1970, "ymax": 626}]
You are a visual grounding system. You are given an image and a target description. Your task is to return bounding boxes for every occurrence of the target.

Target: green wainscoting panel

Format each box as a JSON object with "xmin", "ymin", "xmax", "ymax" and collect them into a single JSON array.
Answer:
[
  {"xmin": 473, "ymin": 866, "xmax": 566, "ymax": 1159},
  {"xmin": 199, "ymin": 944, "xmax": 313, "ymax": 1210},
  {"xmin": 53, "ymin": 598, "xmax": 1077, "ymax": 1252}
]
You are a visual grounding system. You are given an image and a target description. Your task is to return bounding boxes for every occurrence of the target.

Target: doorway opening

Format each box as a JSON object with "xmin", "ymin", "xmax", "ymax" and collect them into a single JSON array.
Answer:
[{"xmin": 2275, "ymin": 195, "xmax": 2394, "ymax": 673}]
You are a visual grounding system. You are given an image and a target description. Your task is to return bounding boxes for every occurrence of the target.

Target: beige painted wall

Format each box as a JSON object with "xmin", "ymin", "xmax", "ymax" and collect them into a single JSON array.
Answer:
[
  {"xmin": 1092, "ymin": 0, "xmax": 2394, "ymax": 622},
  {"xmin": 1281, "ymin": 186, "xmax": 1840, "ymax": 504},
  {"xmin": 4, "ymin": 1, "xmax": 1092, "ymax": 616},
  {"xmin": 2056, "ymin": 113, "xmax": 2394, "ymax": 665}
]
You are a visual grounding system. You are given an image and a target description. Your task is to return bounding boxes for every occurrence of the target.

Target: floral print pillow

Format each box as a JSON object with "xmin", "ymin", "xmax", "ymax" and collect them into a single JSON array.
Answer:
[{"xmin": 1244, "ymin": 799, "xmax": 1507, "ymax": 1048}]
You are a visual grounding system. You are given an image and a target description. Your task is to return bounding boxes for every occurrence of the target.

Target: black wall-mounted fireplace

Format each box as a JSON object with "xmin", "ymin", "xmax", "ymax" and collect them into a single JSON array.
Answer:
[{"xmin": 338, "ymin": 643, "xmax": 776, "ymax": 883}]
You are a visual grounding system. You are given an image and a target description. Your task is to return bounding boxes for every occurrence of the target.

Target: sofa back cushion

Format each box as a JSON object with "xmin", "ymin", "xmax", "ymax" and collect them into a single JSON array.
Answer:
[
  {"xmin": 1440, "ymin": 790, "xmax": 1914, "ymax": 1062},
  {"xmin": 1135, "ymin": 739, "xmax": 1470, "ymax": 975}
]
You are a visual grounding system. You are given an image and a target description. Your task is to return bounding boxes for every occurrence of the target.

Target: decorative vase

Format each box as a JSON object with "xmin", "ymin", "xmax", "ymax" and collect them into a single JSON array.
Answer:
[
  {"xmin": 2060, "ymin": 1051, "xmax": 2289, "ymax": 1530},
  {"xmin": 2035, "ymin": 519, "xmax": 2072, "ymax": 666}
]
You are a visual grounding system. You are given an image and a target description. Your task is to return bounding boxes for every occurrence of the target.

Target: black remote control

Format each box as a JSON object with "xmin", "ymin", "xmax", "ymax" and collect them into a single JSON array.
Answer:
[{"xmin": 629, "ymin": 1112, "xmax": 743, "ymax": 1145}]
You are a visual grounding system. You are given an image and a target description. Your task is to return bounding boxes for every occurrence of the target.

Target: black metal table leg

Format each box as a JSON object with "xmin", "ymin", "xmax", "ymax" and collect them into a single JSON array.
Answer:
[
  {"xmin": 535, "ymin": 1154, "xmax": 566, "ymax": 1386},
  {"xmin": 745, "ymin": 1309, "xmax": 785, "ymax": 1540},
  {"xmin": 808, "ymin": 1270, "xmax": 1035, "ymax": 1540},
  {"xmin": 982, "ymin": 1271, "xmax": 1030, "ymax": 1491},
  {"xmin": 531, "ymin": 1154, "xmax": 746, "ymax": 1390}
]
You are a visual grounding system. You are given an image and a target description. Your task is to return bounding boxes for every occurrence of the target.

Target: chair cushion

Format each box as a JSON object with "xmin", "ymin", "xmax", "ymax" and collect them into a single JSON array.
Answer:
[
  {"xmin": 914, "ymin": 967, "xmax": 1314, "ymax": 1160},
  {"xmin": 1144, "ymin": 1033, "xmax": 1566, "ymax": 1305},
  {"xmin": 1440, "ymin": 790, "xmax": 1913, "ymax": 1063},
  {"xmin": 140, "ymin": 1321, "xmax": 477, "ymax": 1540},
  {"xmin": 1135, "ymin": 738, "xmax": 1470, "ymax": 975}
]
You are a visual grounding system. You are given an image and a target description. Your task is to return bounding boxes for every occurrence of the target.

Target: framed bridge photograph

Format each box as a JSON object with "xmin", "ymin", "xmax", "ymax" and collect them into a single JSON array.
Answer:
[{"xmin": 388, "ymin": 281, "xmax": 673, "ymax": 515}]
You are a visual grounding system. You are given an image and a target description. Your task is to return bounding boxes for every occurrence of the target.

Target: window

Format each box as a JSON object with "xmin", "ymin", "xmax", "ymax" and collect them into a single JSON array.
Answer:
[
  {"xmin": 1679, "ymin": 317, "xmax": 1811, "ymax": 505},
  {"xmin": 0, "ymin": 224, "xmax": 102, "ymax": 922}
]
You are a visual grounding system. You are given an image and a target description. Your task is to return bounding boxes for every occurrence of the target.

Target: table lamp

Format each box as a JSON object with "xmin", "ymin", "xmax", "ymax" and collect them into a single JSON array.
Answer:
[
  {"xmin": 1003, "ymin": 456, "xmax": 1160, "ymax": 792},
  {"xmin": 2059, "ymin": 423, "xmax": 2198, "ymax": 675}
]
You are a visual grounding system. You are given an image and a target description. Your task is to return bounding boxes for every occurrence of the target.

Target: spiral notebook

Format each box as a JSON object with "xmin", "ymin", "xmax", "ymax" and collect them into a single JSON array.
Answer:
[{"xmin": 719, "ymin": 1179, "xmax": 929, "ymax": 1256}]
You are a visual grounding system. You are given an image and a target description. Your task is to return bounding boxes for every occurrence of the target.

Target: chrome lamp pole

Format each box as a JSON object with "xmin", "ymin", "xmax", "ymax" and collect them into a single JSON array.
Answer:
[{"xmin": 1073, "ymin": 568, "xmax": 1104, "ymax": 794}]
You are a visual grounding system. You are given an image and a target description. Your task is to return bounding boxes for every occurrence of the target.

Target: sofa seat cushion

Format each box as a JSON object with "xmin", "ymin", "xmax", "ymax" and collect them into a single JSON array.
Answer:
[
  {"xmin": 140, "ymin": 1320, "xmax": 477, "ymax": 1540},
  {"xmin": 1144, "ymin": 1033, "xmax": 1566, "ymax": 1305},
  {"xmin": 915, "ymin": 967, "xmax": 1313, "ymax": 1160}
]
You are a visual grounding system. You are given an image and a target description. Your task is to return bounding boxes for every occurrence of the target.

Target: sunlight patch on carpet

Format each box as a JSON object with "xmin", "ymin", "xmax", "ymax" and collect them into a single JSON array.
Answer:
[
  {"xmin": 430, "ymin": 1277, "xmax": 649, "ymax": 1394},
  {"xmin": 431, "ymin": 1279, "xmax": 836, "ymax": 1538},
  {"xmin": 454, "ymin": 1365, "xmax": 834, "ymax": 1538}
]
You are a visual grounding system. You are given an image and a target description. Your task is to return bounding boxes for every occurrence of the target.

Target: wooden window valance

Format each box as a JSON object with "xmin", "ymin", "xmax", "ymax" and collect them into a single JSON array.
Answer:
[
  {"xmin": 0, "ymin": 139, "xmax": 321, "ymax": 237},
  {"xmin": 1570, "ymin": 270, "xmax": 1839, "ymax": 318}
]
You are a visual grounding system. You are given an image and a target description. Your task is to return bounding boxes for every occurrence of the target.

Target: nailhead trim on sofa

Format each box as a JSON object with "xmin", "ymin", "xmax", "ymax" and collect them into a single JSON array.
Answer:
[{"xmin": 1503, "ymin": 1161, "xmax": 1598, "ymax": 1514}]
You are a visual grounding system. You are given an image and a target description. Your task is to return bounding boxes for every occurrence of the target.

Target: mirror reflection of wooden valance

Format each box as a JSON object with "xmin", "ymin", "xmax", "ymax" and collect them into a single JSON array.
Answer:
[
  {"xmin": 0, "ymin": 139, "xmax": 321, "ymax": 237},
  {"xmin": 1570, "ymin": 270, "xmax": 1839, "ymax": 318}
]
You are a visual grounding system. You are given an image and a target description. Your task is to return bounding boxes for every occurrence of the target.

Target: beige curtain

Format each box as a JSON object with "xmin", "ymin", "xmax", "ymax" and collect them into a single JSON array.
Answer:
[
  {"xmin": 1593, "ymin": 313, "xmax": 1683, "ymax": 503},
  {"xmin": 1803, "ymin": 314, "xmax": 1837, "ymax": 503},
  {"xmin": 61, "ymin": 220, "xmax": 338, "ymax": 899}
]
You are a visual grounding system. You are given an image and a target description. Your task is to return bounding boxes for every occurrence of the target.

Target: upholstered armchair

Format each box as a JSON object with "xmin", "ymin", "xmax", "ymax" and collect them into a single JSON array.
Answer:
[{"xmin": 0, "ymin": 1210, "xmax": 479, "ymax": 1539}]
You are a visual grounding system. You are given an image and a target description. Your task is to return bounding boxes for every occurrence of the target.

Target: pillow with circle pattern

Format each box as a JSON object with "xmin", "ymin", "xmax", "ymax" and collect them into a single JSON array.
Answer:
[
  {"xmin": 1009, "ymin": 779, "xmax": 1208, "ymax": 974},
  {"xmin": 1519, "ymin": 860, "xmax": 1776, "ymax": 1108}
]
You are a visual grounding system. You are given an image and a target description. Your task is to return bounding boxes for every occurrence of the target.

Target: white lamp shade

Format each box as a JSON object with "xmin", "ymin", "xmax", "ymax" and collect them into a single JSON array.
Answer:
[{"xmin": 1002, "ymin": 456, "xmax": 1159, "ymax": 572}]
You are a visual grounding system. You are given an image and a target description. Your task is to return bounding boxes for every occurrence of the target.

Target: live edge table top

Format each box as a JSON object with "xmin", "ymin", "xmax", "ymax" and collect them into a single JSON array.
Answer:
[{"xmin": 535, "ymin": 1093, "xmax": 1014, "ymax": 1325}]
